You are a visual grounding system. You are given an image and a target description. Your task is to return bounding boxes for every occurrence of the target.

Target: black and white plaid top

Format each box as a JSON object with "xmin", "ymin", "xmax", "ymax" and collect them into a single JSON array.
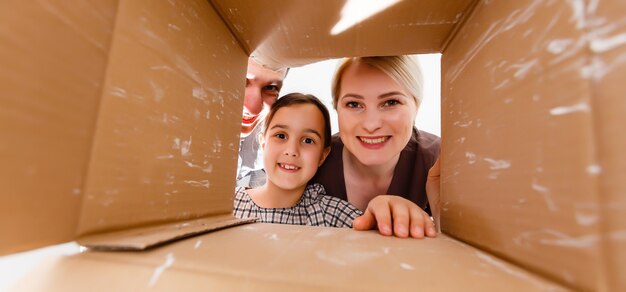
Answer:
[{"xmin": 233, "ymin": 183, "xmax": 363, "ymax": 228}]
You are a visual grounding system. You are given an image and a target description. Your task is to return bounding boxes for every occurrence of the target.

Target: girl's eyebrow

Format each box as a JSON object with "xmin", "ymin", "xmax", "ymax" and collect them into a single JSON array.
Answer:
[
  {"xmin": 270, "ymin": 124, "xmax": 289, "ymax": 130},
  {"xmin": 303, "ymin": 128, "xmax": 322, "ymax": 139},
  {"xmin": 270, "ymin": 124, "xmax": 322, "ymax": 139}
]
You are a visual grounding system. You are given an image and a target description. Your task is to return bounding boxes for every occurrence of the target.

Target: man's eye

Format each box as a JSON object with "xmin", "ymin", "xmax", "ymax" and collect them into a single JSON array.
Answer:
[
  {"xmin": 263, "ymin": 85, "xmax": 279, "ymax": 92},
  {"xmin": 346, "ymin": 101, "xmax": 360, "ymax": 108},
  {"xmin": 303, "ymin": 137, "xmax": 315, "ymax": 144}
]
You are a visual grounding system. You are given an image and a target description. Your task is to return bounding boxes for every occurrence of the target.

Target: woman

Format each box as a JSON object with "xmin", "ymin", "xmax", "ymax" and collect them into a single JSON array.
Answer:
[{"xmin": 311, "ymin": 56, "xmax": 441, "ymax": 238}]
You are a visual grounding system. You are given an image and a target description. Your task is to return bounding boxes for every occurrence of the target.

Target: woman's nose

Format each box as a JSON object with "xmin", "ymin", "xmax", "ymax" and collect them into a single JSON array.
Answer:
[{"xmin": 362, "ymin": 109, "xmax": 383, "ymax": 132}]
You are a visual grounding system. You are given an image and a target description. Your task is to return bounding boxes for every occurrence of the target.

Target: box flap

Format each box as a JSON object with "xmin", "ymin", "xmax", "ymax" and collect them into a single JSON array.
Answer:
[
  {"xmin": 78, "ymin": 215, "xmax": 255, "ymax": 251},
  {"xmin": 0, "ymin": 1, "xmax": 118, "ymax": 256},
  {"xmin": 15, "ymin": 224, "xmax": 566, "ymax": 291},
  {"xmin": 76, "ymin": 0, "xmax": 247, "ymax": 236},
  {"xmin": 211, "ymin": 0, "xmax": 475, "ymax": 69}
]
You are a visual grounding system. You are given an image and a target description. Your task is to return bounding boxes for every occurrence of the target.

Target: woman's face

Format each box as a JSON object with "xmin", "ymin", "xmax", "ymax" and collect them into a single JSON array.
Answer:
[{"xmin": 337, "ymin": 62, "xmax": 418, "ymax": 167}]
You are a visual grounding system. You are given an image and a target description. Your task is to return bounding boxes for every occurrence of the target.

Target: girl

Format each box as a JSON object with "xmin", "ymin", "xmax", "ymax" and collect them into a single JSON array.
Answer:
[{"xmin": 233, "ymin": 93, "xmax": 362, "ymax": 227}]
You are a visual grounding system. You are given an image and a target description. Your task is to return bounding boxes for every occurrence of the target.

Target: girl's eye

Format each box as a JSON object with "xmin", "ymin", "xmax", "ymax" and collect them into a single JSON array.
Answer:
[
  {"xmin": 274, "ymin": 133, "xmax": 286, "ymax": 139},
  {"xmin": 383, "ymin": 99, "xmax": 400, "ymax": 107},
  {"xmin": 345, "ymin": 101, "xmax": 361, "ymax": 108},
  {"xmin": 302, "ymin": 137, "xmax": 315, "ymax": 144}
]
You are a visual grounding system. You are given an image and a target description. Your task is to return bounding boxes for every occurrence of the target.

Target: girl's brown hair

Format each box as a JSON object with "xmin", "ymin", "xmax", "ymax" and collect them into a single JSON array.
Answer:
[{"xmin": 263, "ymin": 93, "xmax": 332, "ymax": 148}]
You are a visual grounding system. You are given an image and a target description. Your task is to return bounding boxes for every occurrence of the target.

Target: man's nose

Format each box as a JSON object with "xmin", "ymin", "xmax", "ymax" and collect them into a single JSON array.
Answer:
[{"xmin": 243, "ymin": 86, "xmax": 263, "ymax": 115}]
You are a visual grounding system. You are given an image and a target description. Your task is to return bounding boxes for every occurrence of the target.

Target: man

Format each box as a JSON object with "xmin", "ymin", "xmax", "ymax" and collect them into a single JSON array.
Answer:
[{"xmin": 237, "ymin": 57, "xmax": 288, "ymax": 187}]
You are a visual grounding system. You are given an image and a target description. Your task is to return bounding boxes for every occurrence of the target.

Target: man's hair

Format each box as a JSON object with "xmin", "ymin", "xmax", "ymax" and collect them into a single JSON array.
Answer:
[{"xmin": 263, "ymin": 93, "xmax": 332, "ymax": 148}]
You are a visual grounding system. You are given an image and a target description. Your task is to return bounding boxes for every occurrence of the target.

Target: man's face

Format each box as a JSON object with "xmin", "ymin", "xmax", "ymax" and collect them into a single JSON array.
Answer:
[{"xmin": 241, "ymin": 58, "xmax": 287, "ymax": 136}]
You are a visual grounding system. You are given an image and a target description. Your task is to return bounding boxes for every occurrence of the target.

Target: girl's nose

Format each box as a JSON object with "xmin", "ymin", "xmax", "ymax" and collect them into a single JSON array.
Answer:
[{"xmin": 283, "ymin": 141, "xmax": 299, "ymax": 157}]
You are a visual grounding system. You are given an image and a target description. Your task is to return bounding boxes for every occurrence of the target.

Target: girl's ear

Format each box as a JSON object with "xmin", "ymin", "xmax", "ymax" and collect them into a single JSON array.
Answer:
[{"xmin": 318, "ymin": 147, "xmax": 331, "ymax": 166}]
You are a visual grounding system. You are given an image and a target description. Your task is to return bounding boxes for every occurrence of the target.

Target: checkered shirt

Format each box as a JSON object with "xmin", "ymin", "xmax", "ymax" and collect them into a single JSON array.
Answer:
[{"xmin": 233, "ymin": 183, "xmax": 363, "ymax": 228}]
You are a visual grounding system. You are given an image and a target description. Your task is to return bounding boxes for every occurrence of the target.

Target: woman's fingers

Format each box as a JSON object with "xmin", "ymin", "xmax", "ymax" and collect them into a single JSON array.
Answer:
[
  {"xmin": 352, "ymin": 210, "xmax": 376, "ymax": 231},
  {"xmin": 370, "ymin": 198, "xmax": 393, "ymax": 236},
  {"xmin": 426, "ymin": 157, "xmax": 442, "ymax": 233},
  {"xmin": 390, "ymin": 202, "xmax": 410, "ymax": 238},
  {"xmin": 408, "ymin": 204, "xmax": 424, "ymax": 238},
  {"xmin": 355, "ymin": 195, "xmax": 437, "ymax": 238},
  {"xmin": 424, "ymin": 211, "xmax": 437, "ymax": 237},
  {"xmin": 353, "ymin": 197, "xmax": 393, "ymax": 236}
]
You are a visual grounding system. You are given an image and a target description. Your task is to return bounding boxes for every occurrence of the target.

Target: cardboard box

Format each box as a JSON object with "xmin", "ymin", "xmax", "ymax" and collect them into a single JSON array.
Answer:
[{"xmin": 1, "ymin": 0, "xmax": 623, "ymax": 290}]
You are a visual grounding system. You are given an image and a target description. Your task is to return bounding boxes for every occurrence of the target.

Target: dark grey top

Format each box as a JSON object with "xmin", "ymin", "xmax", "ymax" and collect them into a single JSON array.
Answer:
[{"xmin": 310, "ymin": 128, "xmax": 441, "ymax": 214}]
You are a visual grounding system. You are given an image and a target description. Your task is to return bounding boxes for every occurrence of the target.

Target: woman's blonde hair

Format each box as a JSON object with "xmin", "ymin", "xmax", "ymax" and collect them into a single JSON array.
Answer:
[{"xmin": 331, "ymin": 55, "xmax": 423, "ymax": 109}]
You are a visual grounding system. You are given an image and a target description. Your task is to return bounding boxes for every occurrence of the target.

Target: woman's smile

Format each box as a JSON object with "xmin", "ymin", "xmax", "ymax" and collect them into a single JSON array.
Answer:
[{"xmin": 357, "ymin": 135, "xmax": 391, "ymax": 149}]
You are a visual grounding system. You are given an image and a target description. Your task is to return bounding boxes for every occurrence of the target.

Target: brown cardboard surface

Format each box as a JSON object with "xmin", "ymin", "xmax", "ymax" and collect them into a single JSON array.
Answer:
[
  {"xmin": 211, "ymin": 0, "xmax": 476, "ymax": 69},
  {"xmin": 1, "ymin": 0, "xmax": 625, "ymax": 290},
  {"xmin": 78, "ymin": 215, "xmax": 255, "ymax": 251},
  {"xmin": 0, "ymin": 1, "xmax": 118, "ymax": 255},
  {"xmin": 76, "ymin": 0, "xmax": 247, "ymax": 236},
  {"xmin": 441, "ymin": 0, "xmax": 624, "ymax": 290},
  {"xmin": 14, "ymin": 224, "xmax": 567, "ymax": 291},
  {"xmin": 589, "ymin": 1, "xmax": 626, "ymax": 290}
]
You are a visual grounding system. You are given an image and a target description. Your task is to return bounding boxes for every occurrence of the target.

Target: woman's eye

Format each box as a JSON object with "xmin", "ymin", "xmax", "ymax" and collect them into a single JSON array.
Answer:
[
  {"xmin": 383, "ymin": 99, "xmax": 400, "ymax": 107},
  {"xmin": 346, "ymin": 101, "xmax": 360, "ymax": 108},
  {"xmin": 274, "ymin": 133, "xmax": 286, "ymax": 139},
  {"xmin": 303, "ymin": 137, "xmax": 315, "ymax": 144}
]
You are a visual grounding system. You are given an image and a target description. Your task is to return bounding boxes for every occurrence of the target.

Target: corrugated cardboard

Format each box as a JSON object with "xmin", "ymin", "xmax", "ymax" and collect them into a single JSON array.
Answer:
[
  {"xmin": 440, "ymin": 1, "xmax": 626, "ymax": 290},
  {"xmin": 14, "ymin": 224, "xmax": 566, "ymax": 291},
  {"xmin": 0, "ymin": 0, "xmax": 253, "ymax": 251},
  {"xmin": 210, "ymin": 0, "xmax": 476, "ymax": 69},
  {"xmin": 1, "ymin": 0, "xmax": 624, "ymax": 291},
  {"xmin": 76, "ymin": 0, "xmax": 247, "ymax": 237},
  {"xmin": 590, "ymin": 1, "xmax": 626, "ymax": 290},
  {"xmin": 0, "ymin": 0, "xmax": 119, "ymax": 255}
]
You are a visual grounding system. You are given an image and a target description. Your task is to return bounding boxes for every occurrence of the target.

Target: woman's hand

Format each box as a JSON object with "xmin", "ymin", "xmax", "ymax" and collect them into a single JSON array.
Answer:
[
  {"xmin": 426, "ymin": 157, "xmax": 441, "ymax": 233},
  {"xmin": 352, "ymin": 195, "xmax": 436, "ymax": 238}
]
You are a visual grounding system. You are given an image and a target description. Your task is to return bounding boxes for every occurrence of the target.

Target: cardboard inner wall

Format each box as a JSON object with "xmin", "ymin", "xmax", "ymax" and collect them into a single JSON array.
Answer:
[
  {"xmin": 211, "ymin": 0, "xmax": 475, "ymax": 69},
  {"xmin": 77, "ymin": 0, "xmax": 247, "ymax": 236},
  {"xmin": 1, "ymin": 0, "xmax": 624, "ymax": 290},
  {"xmin": 441, "ymin": 1, "xmax": 625, "ymax": 290},
  {"xmin": 591, "ymin": 1, "xmax": 626, "ymax": 290},
  {"xmin": 0, "ymin": 1, "xmax": 119, "ymax": 255}
]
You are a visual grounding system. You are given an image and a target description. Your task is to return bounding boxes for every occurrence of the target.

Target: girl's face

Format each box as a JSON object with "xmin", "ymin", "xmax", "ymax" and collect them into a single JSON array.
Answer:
[
  {"xmin": 262, "ymin": 104, "xmax": 330, "ymax": 191},
  {"xmin": 337, "ymin": 62, "xmax": 418, "ymax": 167}
]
